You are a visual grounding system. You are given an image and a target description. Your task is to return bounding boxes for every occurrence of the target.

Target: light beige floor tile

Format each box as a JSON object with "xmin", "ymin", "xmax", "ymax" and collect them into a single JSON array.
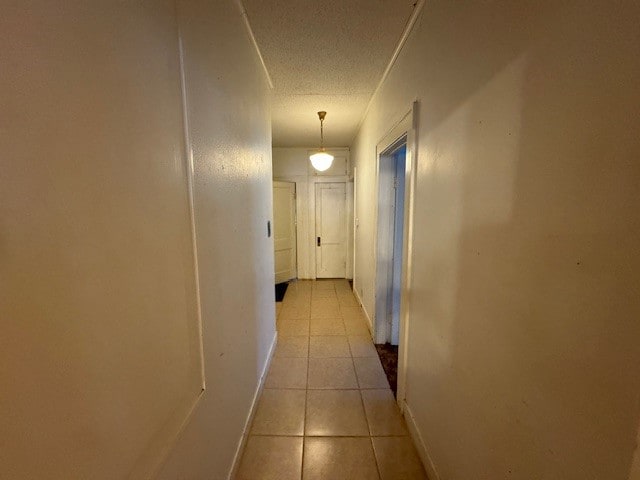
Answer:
[
  {"xmin": 348, "ymin": 335, "xmax": 377, "ymax": 357},
  {"xmin": 277, "ymin": 317, "xmax": 309, "ymax": 335},
  {"xmin": 361, "ymin": 389, "xmax": 408, "ymax": 436},
  {"xmin": 251, "ymin": 389, "xmax": 306, "ymax": 436},
  {"xmin": 354, "ymin": 357, "xmax": 390, "ymax": 389},
  {"xmin": 333, "ymin": 279, "xmax": 352, "ymax": 292},
  {"xmin": 340, "ymin": 306, "xmax": 368, "ymax": 320},
  {"xmin": 309, "ymin": 335, "xmax": 350, "ymax": 357},
  {"xmin": 289, "ymin": 280, "xmax": 312, "ymax": 290},
  {"xmin": 335, "ymin": 287, "xmax": 353, "ymax": 295},
  {"xmin": 338, "ymin": 294, "xmax": 359, "ymax": 306},
  {"xmin": 284, "ymin": 286, "xmax": 311, "ymax": 297},
  {"xmin": 303, "ymin": 437, "xmax": 379, "ymax": 480},
  {"xmin": 310, "ymin": 317, "xmax": 346, "ymax": 335},
  {"xmin": 275, "ymin": 336, "xmax": 309, "ymax": 358},
  {"xmin": 276, "ymin": 302, "xmax": 283, "ymax": 319},
  {"xmin": 312, "ymin": 280, "xmax": 335, "ymax": 290},
  {"xmin": 310, "ymin": 302, "xmax": 341, "ymax": 318},
  {"xmin": 308, "ymin": 357, "xmax": 358, "ymax": 389},
  {"xmin": 280, "ymin": 303, "xmax": 311, "ymax": 319},
  {"xmin": 344, "ymin": 317, "xmax": 371, "ymax": 335},
  {"xmin": 372, "ymin": 436, "xmax": 427, "ymax": 480},
  {"xmin": 283, "ymin": 296, "xmax": 310, "ymax": 307},
  {"xmin": 265, "ymin": 357, "xmax": 307, "ymax": 389},
  {"xmin": 284, "ymin": 288, "xmax": 311, "ymax": 299},
  {"xmin": 312, "ymin": 289, "xmax": 337, "ymax": 299},
  {"xmin": 305, "ymin": 389, "xmax": 369, "ymax": 436},
  {"xmin": 311, "ymin": 297, "xmax": 340, "ymax": 309},
  {"xmin": 236, "ymin": 436, "xmax": 303, "ymax": 480}
]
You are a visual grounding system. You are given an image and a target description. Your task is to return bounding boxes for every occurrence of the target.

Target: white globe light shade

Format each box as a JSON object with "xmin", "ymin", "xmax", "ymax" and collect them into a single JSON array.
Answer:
[{"xmin": 309, "ymin": 151, "xmax": 334, "ymax": 172}]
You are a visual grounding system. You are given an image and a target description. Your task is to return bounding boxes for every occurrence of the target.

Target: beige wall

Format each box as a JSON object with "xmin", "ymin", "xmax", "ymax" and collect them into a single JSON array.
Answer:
[
  {"xmin": 156, "ymin": 1, "xmax": 275, "ymax": 478},
  {"xmin": 272, "ymin": 147, "xmax": 353, "ymax": 280},
  {"xmin": 0, "ymin": 1, "xmax": 274, "ymax": 479},
  {"xmin": 352, "ymin": 1, "xmax": 640, "ymax": 479},
  {"xmin": 631, "ymin": 423, "xmax": 640, "ymax": 480}
]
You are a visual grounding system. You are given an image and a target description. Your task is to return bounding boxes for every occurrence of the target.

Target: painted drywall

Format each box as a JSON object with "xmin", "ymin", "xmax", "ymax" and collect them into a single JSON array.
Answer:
[
  {"xmin": 155, "ymin": 0, "xmax": 275, "ymax": 479},
  {"xmin": 272, "ymin": 147, "xmax": 353, "ymax": 279},
  {"xmin": 352, "ymin": 1, "xmax": 640, "ymax": 479},
  {"xmin": 0, "ymin": 1, "xmax": 274, "ymax": 479},
  {"xmin": 631, "ymin": 423, "xmax": 640, "ymax": 480}
]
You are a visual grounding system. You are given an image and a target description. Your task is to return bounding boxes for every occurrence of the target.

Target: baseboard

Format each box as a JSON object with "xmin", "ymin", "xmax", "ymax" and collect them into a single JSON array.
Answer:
[
  {"xmin": 352, "ymin": 286, "xmax": 374, "ymax": 334},
  {"xmin": 352, "ymin": 282, "xmax": 363, "ymax": 306},
  {"xmin": 403, "ymin": 401, "xmax": 441, "ymax": 480},
  {"xmin": 227, "ymin": 331, "xmax": 278, "ymax": 480}
]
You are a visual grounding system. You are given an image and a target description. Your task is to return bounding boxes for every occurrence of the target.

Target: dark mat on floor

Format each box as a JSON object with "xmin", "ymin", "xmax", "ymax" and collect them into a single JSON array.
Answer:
[
  {"xmin": 375, "ymin": 343, "xmax": 399, "ymax": 396},
  {"xmin": 275, "ymin": 282, "xmax": 289, "ymax": 302}
]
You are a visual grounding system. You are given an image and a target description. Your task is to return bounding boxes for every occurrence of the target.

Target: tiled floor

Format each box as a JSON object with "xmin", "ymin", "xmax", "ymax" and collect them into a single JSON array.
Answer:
[{"xmin": 237, "ymin": 279, "xmax": 427, "ymax": 480}]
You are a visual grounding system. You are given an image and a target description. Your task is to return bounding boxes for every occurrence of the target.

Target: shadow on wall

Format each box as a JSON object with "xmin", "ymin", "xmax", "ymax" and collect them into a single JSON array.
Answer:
[{"xmin": 396, "ymin": 1, "xmax": 640, "ymax": 479}]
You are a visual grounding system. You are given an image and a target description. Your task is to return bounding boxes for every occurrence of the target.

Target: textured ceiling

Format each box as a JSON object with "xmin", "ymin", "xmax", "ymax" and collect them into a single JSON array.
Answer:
[{"xmin": 243, "ymin": 0, "xmax": 417, "ymax": 147}]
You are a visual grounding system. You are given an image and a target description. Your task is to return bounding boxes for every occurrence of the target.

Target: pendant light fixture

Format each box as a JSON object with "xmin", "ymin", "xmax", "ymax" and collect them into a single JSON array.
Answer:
[{"xmin": 309, "ymin": 111, "xmax": 334, "ymax": 172}]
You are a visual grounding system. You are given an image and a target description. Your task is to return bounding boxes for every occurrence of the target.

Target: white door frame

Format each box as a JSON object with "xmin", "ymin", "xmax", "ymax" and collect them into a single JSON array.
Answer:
[
  {"xmin": 274, "ymin": 176, "xmax": 304, "ymax": 279},
  {"xmin": 372, "ymin": 102, "xmax": 418, "ymax": 411},
  {"xmin": 314, "ymin": 181, "xmax": 348, "ymax": 278},
  {"xmin": 310, "ymin": 176, "xmax": 350, "ymax": 279},
  {"xmin": 273, "ymin": 180, "xmax": 298, "ymax": 282}
]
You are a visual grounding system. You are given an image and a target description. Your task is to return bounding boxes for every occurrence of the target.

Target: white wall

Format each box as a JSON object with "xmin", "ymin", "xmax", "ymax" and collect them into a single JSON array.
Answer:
[
  {"xmin": 272, "ymin": 147, "xmax": 353, "ymax": 279},
  {"xmin": 352, "ymin": 1, "xmax": 640, "ymax": 479},
  {"xmin": 156, "ymin": 1, "xmax": 275, "ymax": 478},
  {"xmin": 0, "ymin": 1, "xmax": 274, "ymax": 479}
]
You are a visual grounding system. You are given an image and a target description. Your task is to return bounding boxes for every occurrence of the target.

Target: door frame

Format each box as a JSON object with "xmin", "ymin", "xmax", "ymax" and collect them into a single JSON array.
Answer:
[
  {"xmin": 313, "ymin": 181, "xmax": 348, "ymax": 279},
  {"xmin": 273, "ymin": 180, "xmax": 298, "ymax": 282},
  {"xmin": 274, "ymin": 176, "xmax": 304, "ymax": 280},
  {"xmin": 372, "ymin": 102, "xmax": 419, "ymax": 411}
]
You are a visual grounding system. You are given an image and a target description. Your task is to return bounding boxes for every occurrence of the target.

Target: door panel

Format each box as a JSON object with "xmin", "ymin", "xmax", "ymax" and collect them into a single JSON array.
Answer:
[
  {"xmin": 315, "ymin": 183, "xmax": 346, "ymax": 278},
  {"xmin": 273, "ymin": 181, "xmax": 296, "ymax": 283}
]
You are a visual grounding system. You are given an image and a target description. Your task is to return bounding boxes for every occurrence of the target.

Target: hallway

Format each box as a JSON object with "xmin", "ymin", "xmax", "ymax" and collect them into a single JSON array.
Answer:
[
  {"xmin": 4, "ymin": 1, "xmax": 640, "ymax": 478},
  {"xmin": 236, "ymin": 280, "xmax": 426, "ymax": 479}
]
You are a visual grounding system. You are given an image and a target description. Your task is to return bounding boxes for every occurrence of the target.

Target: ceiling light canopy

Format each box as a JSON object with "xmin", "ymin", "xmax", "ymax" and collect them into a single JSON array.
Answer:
[{"xmin": 309, "ymin": 111, "xmax": 334, "ymax": 172}]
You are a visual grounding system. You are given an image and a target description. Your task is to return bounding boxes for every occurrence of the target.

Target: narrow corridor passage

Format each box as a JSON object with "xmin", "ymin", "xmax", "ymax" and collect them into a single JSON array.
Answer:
[{"xmin": 236, "ymin": 280, "xmax": 427, "ymax": 479}]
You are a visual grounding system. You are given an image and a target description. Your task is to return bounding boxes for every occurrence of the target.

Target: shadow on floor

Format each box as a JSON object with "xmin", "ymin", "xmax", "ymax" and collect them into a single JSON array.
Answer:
[
  {"xmin": 375, "ymin": 343, "xmax": 398, "ymax": 397},
  {"xmin": 275, "ymin": 282, "xmax": 289, "ymax": 302}
]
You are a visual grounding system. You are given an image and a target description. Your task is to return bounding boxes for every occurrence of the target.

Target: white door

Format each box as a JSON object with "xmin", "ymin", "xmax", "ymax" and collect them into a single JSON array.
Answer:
[
  {"xmin": 273, "ymin": 181, "xmax": 297, "ymax": 283},
  {"xmin": 315, "ymin": 183, "xmax": 346, "ymax": 278}
]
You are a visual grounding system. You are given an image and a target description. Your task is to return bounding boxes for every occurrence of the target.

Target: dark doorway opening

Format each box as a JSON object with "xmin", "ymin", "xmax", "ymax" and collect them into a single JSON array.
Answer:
[
  {"xmin": 375, "ymin": 343, "xmax": 398, "ymax": 396},
  {"xmin": 275, "ymin": 282, "xmax": 289, "ymax": 302}
]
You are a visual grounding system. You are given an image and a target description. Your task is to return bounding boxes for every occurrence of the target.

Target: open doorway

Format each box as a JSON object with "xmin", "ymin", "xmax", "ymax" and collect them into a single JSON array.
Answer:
[
  {"xmin": 374, "ymin": 139, "xmax": 407, "ymax": 396},
  {"xmin": 273, "ymin": 180, "xmax": 297, "ymax": 302},
  {"xmin": 372, "ymin": 104, "xmax": 417, "ymax": 404},
  {"xmin": 376, "ymin": 142, "xmax": 407, "ymax": 345}
]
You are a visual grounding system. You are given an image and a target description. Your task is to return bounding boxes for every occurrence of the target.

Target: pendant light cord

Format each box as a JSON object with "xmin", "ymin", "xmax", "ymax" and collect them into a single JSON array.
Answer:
[{"xmin": 317, "ymin": 111, "xmax": 327, "ymax": 151}]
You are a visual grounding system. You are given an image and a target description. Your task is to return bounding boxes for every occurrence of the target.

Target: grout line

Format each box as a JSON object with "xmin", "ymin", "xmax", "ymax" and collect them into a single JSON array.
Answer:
[
  {"xmin": 249, "ymin": 433, "xmax": 409, "ymax": 438},
  {"xmin": 302, "ymin": 434, "xmax": 409, "ymax": 438},
  {"xmin": 351, "ymin": 331, "xmax": 383, "ymax": 480},
  {"xmin": 301, "ymin": 436, "xmax": 305, "ymax": 480},
  {"xmin": 370, "ymin": 433, "xmax": 383, "ymax": 480},
  {"xmin": 301, "ymin": 293, "xmax": 311, "ymax": 480},
  {"xmin": 261, "ymin": 387, "xmax": 308, "ymax": 391}
]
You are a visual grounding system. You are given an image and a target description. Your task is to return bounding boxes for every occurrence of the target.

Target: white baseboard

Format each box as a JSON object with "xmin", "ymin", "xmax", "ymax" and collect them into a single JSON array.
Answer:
[
  {"xmin": 353, "ymin": 282, "xmax": 363, "ymax": 306},
  {"xmin": 403, "ymin": 401, "xmax": 441, "ymax": 480},
  {"xmin": 352, "ymin": 285, "xmax": 374, "ymax": 335},
  {"xmin": 227, "ymin": 331, "xmax": 278, "ymax": 480}
]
